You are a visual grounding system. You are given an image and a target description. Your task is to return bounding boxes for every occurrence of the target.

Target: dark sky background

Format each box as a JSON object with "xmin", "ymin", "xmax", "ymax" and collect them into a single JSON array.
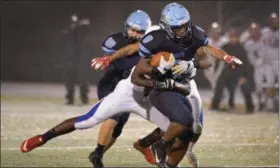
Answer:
[{"xmin": 2, "ymin": 0, "xmax": 279, "ymax": 88}]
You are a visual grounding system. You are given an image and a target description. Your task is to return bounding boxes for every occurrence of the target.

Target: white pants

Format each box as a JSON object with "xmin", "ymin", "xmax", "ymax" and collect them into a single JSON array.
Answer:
[
  {"xmin": 75, "ymin": 79, "xmax": 170, "ymax": 132},
  {"xmin": 263, "ymin": 62, "xmax": 279, "ymax": 88},
  {"xmin": 75, "ymin": 79, "xmax": 203, "ymax": 134}
]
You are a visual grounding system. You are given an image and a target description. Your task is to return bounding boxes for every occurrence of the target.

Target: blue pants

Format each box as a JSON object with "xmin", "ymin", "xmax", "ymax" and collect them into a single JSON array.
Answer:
[{"xmin": 149, "ymin": 90, "xmax": 193, "ymax": 127}]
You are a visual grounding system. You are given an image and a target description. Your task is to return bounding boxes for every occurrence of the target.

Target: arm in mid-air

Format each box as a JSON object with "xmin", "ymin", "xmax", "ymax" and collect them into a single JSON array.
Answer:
[
  {"xmin": 196, "ymin": 45, "xmax": 243, "ymax": 68},
  {"xmin": 108, "ymin": 42, "xmax": 140, "ymax": 62},
  {"xmin": 91, "ymin": 42, "xmax": 140, "ymax": 70}
]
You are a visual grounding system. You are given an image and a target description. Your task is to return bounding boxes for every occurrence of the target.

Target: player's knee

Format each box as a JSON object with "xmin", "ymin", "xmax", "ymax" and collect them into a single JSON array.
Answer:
[
  {"xmin": 193, "ymin": 122, "xmax": 203, "ymax": 134},
  {"xmin": 177, "ymin": 129, "xmax": 194, "ymax": 145},
  {"xmin": 170, "ymin": 139, "xmax": 188, "ymax": 152}
]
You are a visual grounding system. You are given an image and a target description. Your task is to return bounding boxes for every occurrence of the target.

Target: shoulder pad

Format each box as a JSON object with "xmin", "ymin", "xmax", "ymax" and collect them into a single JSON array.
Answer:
[
  {"xmin": 192, "ymin": 25, "xmax": 208, "ymax": 46},
  {"xmin": 102, "ymin": 32, "xmax": 126, "ymax": 54},
  {"xmin": 139, "ymin": 30, "xmax": 166, "ymax": 58}
]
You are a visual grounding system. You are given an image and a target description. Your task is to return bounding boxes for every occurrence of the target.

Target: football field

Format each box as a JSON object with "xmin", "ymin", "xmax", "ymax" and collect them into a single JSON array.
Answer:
[{"xmin": 1, "ymin": 82, "xmax": 279, "ymax": 167}]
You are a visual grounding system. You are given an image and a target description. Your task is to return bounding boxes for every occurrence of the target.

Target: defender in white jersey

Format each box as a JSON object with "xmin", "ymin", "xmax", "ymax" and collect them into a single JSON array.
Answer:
[
  {"xmin": 205, "ymin": 22, "xmax": 229, "ymax": 90},
  {"xmin": 260, "ymin": 13, "xmax": 279, "ymax": 111},
  {"xmin": 243, "ymin": 22, "xmax": 266, "ymax": 110},
  {"xmin": 20, "ymin": 54, "xmax": 197, "ymax": 155}
]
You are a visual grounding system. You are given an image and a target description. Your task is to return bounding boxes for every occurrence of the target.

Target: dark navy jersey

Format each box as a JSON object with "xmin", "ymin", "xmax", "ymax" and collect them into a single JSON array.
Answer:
[
  {"xmin": 97, "ymin": 32, "xmax": 140, "ymax": 99},
  {"xmin": 139, "ymin": 25, "xmax": 209, "ymax": 61},
  {"xmin": 102, "ymin": 32, "xmax": 140, "ymax": 71}
]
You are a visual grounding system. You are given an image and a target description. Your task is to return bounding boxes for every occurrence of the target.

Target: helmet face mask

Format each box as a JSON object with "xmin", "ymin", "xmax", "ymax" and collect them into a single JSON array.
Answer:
[
  {"xmin": 125, "ymin": 10, "xmax": 152, "ymax": 43},
  {"xmin": 171, "ymin": 22, "xmax": 191, "ymax": 39},
  {"xmin": 160, "ymin": 3, "xmax": 192, "ymax": 43},
  {"xmin": 126, "ymin": 26, "xmax": 145, "ymax": 42}
]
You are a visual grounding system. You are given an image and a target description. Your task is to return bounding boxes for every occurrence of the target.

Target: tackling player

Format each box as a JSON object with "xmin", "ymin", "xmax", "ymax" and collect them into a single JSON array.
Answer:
[{"xmin": 88, "ymin": 10, "xmax": 152, "ymax": 168}]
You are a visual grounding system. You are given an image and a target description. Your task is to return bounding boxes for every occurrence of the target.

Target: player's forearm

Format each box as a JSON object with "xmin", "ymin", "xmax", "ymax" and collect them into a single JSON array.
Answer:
[
  {"xmin": 198, "ymin": 45, "xmax": 229, "ymax": 61},
  {"xmin": 131, "ymin": 66, "xmax": 154, "ymax": 88},
  {"xmin": 109, "ymin": 42, "xmax": 139, "ymax": 62}
]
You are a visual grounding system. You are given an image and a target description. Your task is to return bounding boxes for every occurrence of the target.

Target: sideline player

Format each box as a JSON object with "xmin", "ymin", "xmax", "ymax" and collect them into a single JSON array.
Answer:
[
  {"xmin": 88, "ymin": 10, "xmax": 152, "ymax": 168},
  {"xmin": 243, "ymin": 22, "xmax": 266, "ymax": 111},
  {"xmin": 260, "ymin": 13, "xmax": 279, "ymax": 111},
  {"xmin": 205, "ymin": 22, "xmax": 229, "ymax": 90}
]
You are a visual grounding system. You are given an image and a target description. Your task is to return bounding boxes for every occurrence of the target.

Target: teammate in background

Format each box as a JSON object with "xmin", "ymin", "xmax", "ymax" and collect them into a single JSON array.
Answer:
[
  {"xmin": 244, "ymin": 22, "xmax": 266, "ymax": 111},
  {"xmin": 205, "ymin": 22, "xmax": 229, "ymax": 91},
  {"xmin": 260, "ymin": 12, "xmax": 279, "ymax": 112},
  {"xmin": 88, "ymin": 10, "xmax": 152, "ymax": 168}
]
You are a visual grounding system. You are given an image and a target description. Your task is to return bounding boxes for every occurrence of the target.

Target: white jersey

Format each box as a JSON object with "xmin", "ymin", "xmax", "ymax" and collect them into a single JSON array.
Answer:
[
  {"xmin": 205, "ymin": 36, "xmax": 229, "ymax": 89},
  {"xmin": 74, "ymin": 66, "xmax": 203, "ymax": 134},
  {"xmin": 239, "ymin": 30, "xmax": 250, "ymax": 44},
  {"xmin": 244, "ymin": 39, "xmax": 265, "ymax": 67},
  {"xmin": 261, "ymin": 27, "xmax": 279, "ymax": 64}
]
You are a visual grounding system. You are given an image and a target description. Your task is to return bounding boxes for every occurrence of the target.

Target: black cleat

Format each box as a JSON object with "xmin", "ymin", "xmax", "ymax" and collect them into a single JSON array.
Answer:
[
  {"xmin": 151, "ymin": 140, "xmax": 167, "ymax": 167},
  {"xmin": 88, "ymin": 151, "xmax": 104, "ymax": 168},
  {"xmin": 157, "ymin": 161, "xmax": 173, "ymax": 168}
]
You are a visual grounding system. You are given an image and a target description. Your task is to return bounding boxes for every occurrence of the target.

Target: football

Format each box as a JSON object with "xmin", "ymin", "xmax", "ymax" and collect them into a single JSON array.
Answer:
[{"xmin": 150, "ymin": 52, "xmax": 174, "ymax": 67}]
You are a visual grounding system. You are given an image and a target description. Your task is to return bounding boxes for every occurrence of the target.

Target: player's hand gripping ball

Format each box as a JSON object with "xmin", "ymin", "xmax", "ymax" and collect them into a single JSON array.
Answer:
[{"xmin": 150, "ymin": 52, "xmax": 175, "ymax": 74}]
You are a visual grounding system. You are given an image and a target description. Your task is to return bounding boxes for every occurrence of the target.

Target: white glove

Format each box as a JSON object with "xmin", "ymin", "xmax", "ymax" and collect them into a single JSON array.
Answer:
[
  {"xmin": 157, "ymin": 54, "xmax": 175, "ymax": 75},
  {"xmin": 172, "ymin": 60, "xmax": 196, "ymax": 78}
]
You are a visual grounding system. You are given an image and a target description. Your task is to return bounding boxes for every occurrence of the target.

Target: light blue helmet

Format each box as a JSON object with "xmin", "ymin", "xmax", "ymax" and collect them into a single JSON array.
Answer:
[
  {"xmin": 159, "ymin": 3, "xmax": 192, "ymax": 42},
  {"xmin": 125, "ymin": 10, "xmax": 152, "ymax": 42}
]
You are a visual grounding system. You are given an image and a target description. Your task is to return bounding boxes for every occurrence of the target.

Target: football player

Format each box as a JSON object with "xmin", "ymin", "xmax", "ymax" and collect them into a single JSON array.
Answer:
[
  {"xmin": 243, "ymin": 22, "xmax": 266, "ymax": 111},
  {"xmin": 19, "ymin": 53, "xmax": 199, "ymax": 163},
  {"xmin": 260, "ymin": 12, "xmax": 279, "ymax": 111},
  {"xmin": 205, "ymin": 22, "xmax": 229, "ymax": 90},
  {"xmin": 93, "ymin": 3, "xmax": 243, "ymax": 166},
  {"xmin": 131, "ymin": 3, "xmax": 242, "ymax": 167},
  {"xmin": 88, "ymin": 10, "xmax": 152, "ymax": 168}
]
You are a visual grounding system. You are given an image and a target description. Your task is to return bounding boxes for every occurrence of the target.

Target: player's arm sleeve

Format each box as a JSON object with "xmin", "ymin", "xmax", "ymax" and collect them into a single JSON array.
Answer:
[{"xmin": 138, "ymin": 34, "xmax": 155, "ymax": 58}]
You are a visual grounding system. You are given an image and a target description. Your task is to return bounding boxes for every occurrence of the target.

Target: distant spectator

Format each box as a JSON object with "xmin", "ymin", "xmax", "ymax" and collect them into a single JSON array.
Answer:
[
  {"xmin": 63, "ymin": 14, "xmax": 91, "ymax": 105},
  {"xmin": 210, "ymin": 28, "xmax": 254, "ymax": 113}
]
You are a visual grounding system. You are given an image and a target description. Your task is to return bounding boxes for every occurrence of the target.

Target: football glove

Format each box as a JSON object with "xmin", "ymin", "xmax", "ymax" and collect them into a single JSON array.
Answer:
[
  {"xmin": 172, "ymin": 60, "xmax": 196, "ymax": 77},
  {"xmin": 153, "ymin": 79, "xmax": 175, "ymax": 90},
  {"xmin": 223, "ymin": 55, "xmax": 243, "ymax": 69},
  {"xmin": 91, "ymin": 56, "xmax": 111, "ymax": 70}
]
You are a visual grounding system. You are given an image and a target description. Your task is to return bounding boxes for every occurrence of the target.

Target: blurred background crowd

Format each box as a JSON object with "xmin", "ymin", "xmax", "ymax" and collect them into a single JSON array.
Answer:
[{"xmin": 2, "ymin": 1, "xmax": 279, "ymax": 113}]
